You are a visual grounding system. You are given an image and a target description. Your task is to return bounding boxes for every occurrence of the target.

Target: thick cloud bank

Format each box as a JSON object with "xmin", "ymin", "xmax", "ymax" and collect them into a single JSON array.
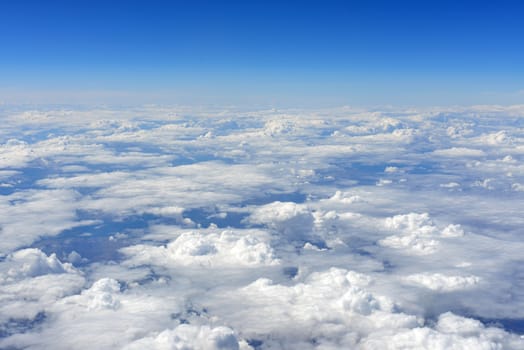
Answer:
[{"xmin": 1, "ymin": 105, "xmax": 524, "ymax": 349}]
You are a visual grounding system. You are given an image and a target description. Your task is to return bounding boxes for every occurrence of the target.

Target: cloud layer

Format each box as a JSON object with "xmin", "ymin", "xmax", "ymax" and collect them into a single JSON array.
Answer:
[{"xmin": 1, "ymin": 105, "xmax": 524, "ymax": 349}]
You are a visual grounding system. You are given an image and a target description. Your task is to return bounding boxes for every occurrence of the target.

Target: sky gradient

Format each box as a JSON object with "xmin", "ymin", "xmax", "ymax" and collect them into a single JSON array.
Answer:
[{"xmin": 1, "ymin": 0, "xmax": 523, "ymax": 106}]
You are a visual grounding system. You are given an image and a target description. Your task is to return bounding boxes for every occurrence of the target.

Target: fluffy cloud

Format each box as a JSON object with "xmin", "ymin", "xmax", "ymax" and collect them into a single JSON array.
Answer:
[
  {"xmin": 203, "ymin": 268, "xmax": 421, "ymax": 348},
  {"xmin": 359, "ymin": 312, "xmax": 523, "ymax": 350},
  {"xmin": 0, "ymin": 248, "xmax": 77, "ymax": 281},
  {"xmin": 0, "ymin": 276, "xmax": 185, "ymax": 349},
  {"xmin": 0, "ymin": 249, "xmax": 85, "ymax": 329},
  {"xmin": 379, "ymin": 213, "xmax": 441, "ymax": 254},
  {"xmin": 121, "ymin": 228, "xmax": 279, "ymax": 268},
  {"xmin": 123, "ymin": 325, "xmax": 241, "ymax": 350},
  {"xmin": 248, "ymin": 201, "xmax": 315, "ymax": 242}
]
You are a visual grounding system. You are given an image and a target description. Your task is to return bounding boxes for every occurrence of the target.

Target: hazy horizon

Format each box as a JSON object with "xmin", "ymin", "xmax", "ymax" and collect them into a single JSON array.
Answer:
[{"xmin": 1, "ymin": 0, "xmax": 523, "ymax": 106}]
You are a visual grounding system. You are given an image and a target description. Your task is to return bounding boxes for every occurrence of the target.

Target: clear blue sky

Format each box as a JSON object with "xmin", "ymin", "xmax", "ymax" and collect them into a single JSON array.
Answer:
[{"xmin": 1, "ymin": 0, "xmax": 523, "ymax": 106}]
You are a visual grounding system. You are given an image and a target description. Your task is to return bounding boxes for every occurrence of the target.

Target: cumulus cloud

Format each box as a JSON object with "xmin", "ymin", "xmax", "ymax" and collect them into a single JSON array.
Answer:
[
  {"xmin": 359, "ymin": 312, "xmax": 523, "ymax": 349},
  {"xmin": 379, "ymin": 213, "xmax": 441, "ymax": 254},
  {"xmin": 204, "ymin": 268, "xmax": 421, "ymax": 348},
  {"xmin": 0, "ymin": 276, "xmax": 188, "ymax": 349},
  {"xmin": 0, "ymin": 249, "xmax": 85, "ymax": 329},
  {"xmin": 247, "ymin": 201, "xmax": 315, "ymax": 242},
  {"xmin": 0, "ymin": 248, "xmax": 77, "ymax": 281},
  {"xmin": 123, "ymin": 325, "xmax": 241, "ymax": 350},
  {"xmin": 325, "ymin": 191, "xmax": 363, "ymax": 204},
  {"xmin": 121, "ymin": 228, "xmax": 279, "ymax": 268},
  {"xmin": 441, "ymin": 224, "xmax": 465, "ymax": 237}
]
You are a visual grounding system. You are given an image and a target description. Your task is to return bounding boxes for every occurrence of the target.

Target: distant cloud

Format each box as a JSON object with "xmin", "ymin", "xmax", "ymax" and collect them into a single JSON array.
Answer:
[{"xmin": 432, "ymin": 147, "xmax": 486, "ymax": 157}]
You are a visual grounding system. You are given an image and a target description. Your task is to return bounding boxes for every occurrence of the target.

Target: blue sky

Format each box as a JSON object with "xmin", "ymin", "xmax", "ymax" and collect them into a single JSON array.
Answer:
[{"xmin": 1, "ymin": 0, "xmax": 523, "ymax": 106}]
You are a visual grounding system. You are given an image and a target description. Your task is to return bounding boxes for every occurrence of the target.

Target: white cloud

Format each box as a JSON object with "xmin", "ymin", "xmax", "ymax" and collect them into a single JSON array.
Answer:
[
  {"xmin": 474, "ymin": 130, "xmax": 511, "ymax": 145},
  {"xmin": 248, "ymin": 201, "xmax": 315, "ymax": 242},
  {"xmin": 376, "ymin": 179, "xmax": 393, "ymax": 186},
  {"xmin": 0, "ymin": 249, "xmax": 85, "ymax": 326},
  {"xmin": 0, "ymin": 276, "xmax": 186, "ymax": 349},
  {"xmin": 432, "ymin": 147, "xmax": 486, "ymax": 157},
  {"xmin": 1, "ymin": 248, "xmax": 77, "ymax": 281},
  {"xmin": 403, "ymin": 273, "xmax": 481, "ymax": 292},
  {"xmin": 325, "ymin": 191, "xmax": 363, "ymax": 204},
  {"xmin": 359, "ymin": 312, "xmax": 523, "ymax": 349},
  {"xmin": 441, "ymin": 224, "xmax": 465, "ymax": 237},
  {"xmin": 204, "ymin": 268, "xmax": 421, "ymax": 348},
  {"xmin": 0, "ymin": 189, "xmax": 94, "ymax": 253},
  {"xmin": 384, "ymin": 166, "xmax": 400, "ymax": 173},
  {"xmin": 440, "ymin": 182, "xmax": 460, "ymax": 189},
  {"xmin": 379, "ymin": 213, "xmax": 443, "ymax": 254},
  {"xmin": 123, "ymin": 325, "xmax": 241, "ymax": 350},
  {"xmin": 512, "ymin": 183, "xmax": 524, "ymax": 191},
  {"xmin": 472, "ymin": 178, "xmax": 495, "ymax": 190},
  {"xmin": 121, "ymin": 228, "xmax": 279, "ymax": 268}
]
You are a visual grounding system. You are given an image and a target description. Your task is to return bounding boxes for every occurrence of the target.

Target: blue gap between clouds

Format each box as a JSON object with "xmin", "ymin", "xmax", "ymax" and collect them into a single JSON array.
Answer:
[
  {"xmin": 31, "ymin": 190, "xmax": 307, "ymax": 264},
  {"xmin": 0, "ymin": 312, "xmax": 46, "ymax": 339}
]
